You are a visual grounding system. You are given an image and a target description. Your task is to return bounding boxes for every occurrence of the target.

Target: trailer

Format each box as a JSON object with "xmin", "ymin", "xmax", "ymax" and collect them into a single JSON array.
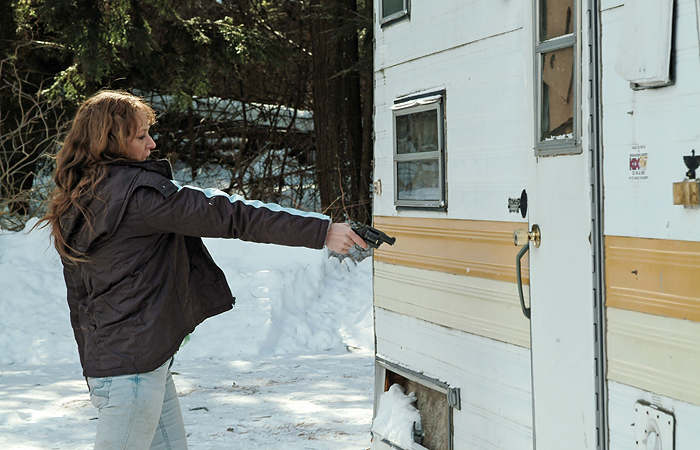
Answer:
[{"xmin": 370, "ymin": 0, "xmax": 700, "ymax": 449}]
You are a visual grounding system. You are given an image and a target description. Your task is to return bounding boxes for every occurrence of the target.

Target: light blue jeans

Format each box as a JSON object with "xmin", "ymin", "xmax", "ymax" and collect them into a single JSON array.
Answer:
[{"xmin": 87, "ymin": 358, "xmax": 188, "ymax": 450}]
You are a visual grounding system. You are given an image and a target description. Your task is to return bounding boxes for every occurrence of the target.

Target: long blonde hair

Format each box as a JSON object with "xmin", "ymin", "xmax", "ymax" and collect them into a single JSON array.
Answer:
[{"xmin": 38, "ymin": 90, "xmax": 156, "ymax": 261}]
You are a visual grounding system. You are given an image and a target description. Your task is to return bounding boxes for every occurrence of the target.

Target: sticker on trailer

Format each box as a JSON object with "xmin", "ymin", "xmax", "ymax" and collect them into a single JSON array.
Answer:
[{"xmin": 629, "ymin": 145, "xmax": 648, "ymax": 181}]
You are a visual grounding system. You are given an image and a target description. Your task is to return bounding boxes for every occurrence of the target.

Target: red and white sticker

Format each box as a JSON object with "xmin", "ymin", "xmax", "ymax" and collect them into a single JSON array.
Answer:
[{"xmin": 629, "ymin": 145, "xmax": 648, "ymax": 181}]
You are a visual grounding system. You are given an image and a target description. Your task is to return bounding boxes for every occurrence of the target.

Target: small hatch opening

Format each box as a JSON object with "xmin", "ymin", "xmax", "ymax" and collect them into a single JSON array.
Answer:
[
  {"xmin": 374, "ymin": 358, "xmax": 459, "ymax": 450},
  {"xmin": 385, "ymin": 370, "xmax": 450, "ymax": 450}
]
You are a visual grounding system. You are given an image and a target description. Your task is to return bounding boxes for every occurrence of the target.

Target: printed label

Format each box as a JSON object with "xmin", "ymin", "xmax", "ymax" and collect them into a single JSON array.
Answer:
[{"xmin": 629, "ymin": 145, "xmax": 648, "ymax": 181}]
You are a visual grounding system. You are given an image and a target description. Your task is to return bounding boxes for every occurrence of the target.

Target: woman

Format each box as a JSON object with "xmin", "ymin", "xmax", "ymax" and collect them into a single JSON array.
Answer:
[{"xmin": 39, "ymin": 90, "xmax": 366, "ymax": 449}]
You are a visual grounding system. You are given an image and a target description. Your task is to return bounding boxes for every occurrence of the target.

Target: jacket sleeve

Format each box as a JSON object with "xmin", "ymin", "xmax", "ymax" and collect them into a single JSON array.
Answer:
[
  {"xmin": 63, "ymin": 262, "xmax": 88, "ymax": 369},
  {"xmin": 133, "ymin": 181, "xmax": 331, "ymax": 249}
]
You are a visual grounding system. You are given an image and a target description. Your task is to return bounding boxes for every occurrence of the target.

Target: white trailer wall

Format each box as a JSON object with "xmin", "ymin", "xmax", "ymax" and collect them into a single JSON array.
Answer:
[{"xmin": 372, "ymin": 0, "xmax": 534, "ymax": 448}]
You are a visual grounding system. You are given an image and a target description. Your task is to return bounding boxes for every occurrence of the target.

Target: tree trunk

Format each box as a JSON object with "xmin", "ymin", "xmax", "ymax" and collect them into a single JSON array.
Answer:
[
  {"xmin": 309, "ymin": 0, "xmax": 370, "ymax": 223},
  {"xmin": 358, "ymin": 0, "xmax": 374, "ymax": 225}
]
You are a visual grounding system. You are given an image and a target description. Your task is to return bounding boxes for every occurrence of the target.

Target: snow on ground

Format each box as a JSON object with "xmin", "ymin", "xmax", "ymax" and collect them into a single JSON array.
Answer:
[{"xmin": 0, "ymin": 219, "xmax": 375, "ymax": 449}]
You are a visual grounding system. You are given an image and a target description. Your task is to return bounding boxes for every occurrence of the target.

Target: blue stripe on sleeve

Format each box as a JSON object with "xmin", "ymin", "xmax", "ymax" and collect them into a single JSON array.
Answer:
[{"xmin": 169, "ymin": 180, "xmax": 330, "ymax": 221}]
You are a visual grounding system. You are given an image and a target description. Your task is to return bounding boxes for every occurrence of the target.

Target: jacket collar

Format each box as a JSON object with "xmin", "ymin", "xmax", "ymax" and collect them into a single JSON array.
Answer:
[
  {"xmin": 108, "ymin": 158, "xmax": 173, "ymax": 180},
  {"xmin": 61, "ymin": 158, "xmax": 174, "ymax": 255}
]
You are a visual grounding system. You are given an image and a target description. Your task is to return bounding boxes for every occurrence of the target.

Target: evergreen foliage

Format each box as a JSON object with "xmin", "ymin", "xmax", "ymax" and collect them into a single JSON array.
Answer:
[{"xmin": 0, "ymin": 0, "xmax": 373, "ymax": 229}]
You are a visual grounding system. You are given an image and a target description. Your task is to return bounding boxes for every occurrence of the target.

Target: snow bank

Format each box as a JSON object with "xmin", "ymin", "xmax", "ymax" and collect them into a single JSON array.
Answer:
[
  {"xmin": 0, "ymin": 220, "xmax": 74, "ymax": 366},
  {"xmin": 371, "ymin": 384, "xmax": 422, "ymax": 450},
  {"xmin": 177, "ymin": 237, "xmax": 374, "ymax": 360}
]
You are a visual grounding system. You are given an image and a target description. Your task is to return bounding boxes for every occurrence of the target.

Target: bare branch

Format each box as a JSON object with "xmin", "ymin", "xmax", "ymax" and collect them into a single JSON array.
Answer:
[{"xmin": 0, "ymin": 54, "xmax": 68, "ymax": 229}]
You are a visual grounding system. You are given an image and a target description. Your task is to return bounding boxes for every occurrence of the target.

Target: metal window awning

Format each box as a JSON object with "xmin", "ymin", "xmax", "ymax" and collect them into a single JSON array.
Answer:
[
  {"xmin": 615, "ymin": 0, "xmax": 674, "ymax": 86},
  {"xmin": 391, "ymin": 95, "xmax": 442, "ymax": 110}
]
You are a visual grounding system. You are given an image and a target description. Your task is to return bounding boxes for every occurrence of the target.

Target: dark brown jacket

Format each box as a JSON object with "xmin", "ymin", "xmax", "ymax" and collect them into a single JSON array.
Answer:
[{"xmin": 61, "ymin": 159, "xmax": 330, "ymax": 378}]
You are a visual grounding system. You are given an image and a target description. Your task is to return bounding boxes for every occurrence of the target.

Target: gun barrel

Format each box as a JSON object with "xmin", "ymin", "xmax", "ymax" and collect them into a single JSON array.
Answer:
[{"xmin": 352, "ymin": 225, "xmax": 396, "ymax": 249}]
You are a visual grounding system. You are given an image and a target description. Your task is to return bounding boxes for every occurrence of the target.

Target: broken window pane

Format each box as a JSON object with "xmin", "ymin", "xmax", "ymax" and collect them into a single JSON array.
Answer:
[
  {"xmin": 540, "ymin": 0, "xmax": 574, "ymax": 42},
  {"xmin": 382, "ymin": 0, "xmax": 406, "ymax": 19},
  {"xmin": 540, "ymin": 46, "xmax": 574, "ymax": 141},
  {"xmin": 397, "ymin": 160, "xmax": 440, "ymax": 201},
  {"xmin": 396, "ymin": 110, "xmax": 439, "ymax": 155}
]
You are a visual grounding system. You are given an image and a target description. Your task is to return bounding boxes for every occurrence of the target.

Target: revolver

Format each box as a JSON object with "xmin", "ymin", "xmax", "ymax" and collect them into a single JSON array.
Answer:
[{"xmin": 351, "ymin": 224, "xmax": 396, "ymax": 249}]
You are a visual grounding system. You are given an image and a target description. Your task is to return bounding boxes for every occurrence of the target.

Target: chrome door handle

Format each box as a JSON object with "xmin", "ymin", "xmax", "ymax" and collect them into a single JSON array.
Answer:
[{"xmin": 516, "ymin": 242, "xmax": 531, "ymax": 319}]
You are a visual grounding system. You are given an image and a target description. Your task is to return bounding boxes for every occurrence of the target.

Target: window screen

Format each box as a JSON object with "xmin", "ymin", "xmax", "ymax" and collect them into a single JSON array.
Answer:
[{"xmin": 392, "ymin": 94, "xmax": 446, "ymax": 209}]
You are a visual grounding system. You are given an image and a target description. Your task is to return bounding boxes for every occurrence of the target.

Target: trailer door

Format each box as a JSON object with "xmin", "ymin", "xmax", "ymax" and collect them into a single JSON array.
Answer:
[
  {"xmin": 523, "ymin": 157, "xmax": 602, "ymax": 449},
  {"xmin": 520, "ymin": 0, "xmax": 606, "ymax": 448}
]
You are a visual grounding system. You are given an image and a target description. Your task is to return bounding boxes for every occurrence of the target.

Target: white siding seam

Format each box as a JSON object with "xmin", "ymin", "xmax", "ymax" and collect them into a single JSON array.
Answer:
[
  {"xmin": 455, "ymin": 436, "xmax": 503, "ymax": 450},
  {"xmin": 375, "ymin": 298, "xmax": 527, "ymax": 348},
  {"xmin": 375, "ymin": 313, "xmax": 531, "ymax": 402},
  {"xmin": 375, "ymin": 27, "xmax": 524, "ymax": 72},
  {"xmin": 456, "ymin": 405, "xmax": 533, "ymax": 439},
  {"xmin": 374, "ymin": 264, "xmax": 529, "ymax": 347},
  {"xmin": 371, "ymin": 227, "xmax": 510, "ymax": 241},
  {"xmin": 375, "ymin": 310, "xmax": 528, "ymax": 366},
  {"xmin": 608, "ymin": 316, "xmax": 699, "ymax": 352},
  {"xmin": 374, "ymin": 268, "xmax": 523, "ymax": 306},
  {"xmin": 602, "ymin": 4, "xmax": 625, "ymax": 13},
  {"xmin": 375, "ymin": 336, "xmax": 529, "ymax": 398},
  {"xmin": 376, "ymin": 253, "xmax": 514, "ymax": 277},
  {"xmin": 608, "ymin": 360, "xmax": 700, "ymax": 402}
]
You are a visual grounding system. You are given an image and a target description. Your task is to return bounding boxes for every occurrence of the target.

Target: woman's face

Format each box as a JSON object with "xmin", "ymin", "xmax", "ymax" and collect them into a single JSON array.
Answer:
[{"xmin": 126, "ymin": 112, "xmax": 156, "ymax": 161}]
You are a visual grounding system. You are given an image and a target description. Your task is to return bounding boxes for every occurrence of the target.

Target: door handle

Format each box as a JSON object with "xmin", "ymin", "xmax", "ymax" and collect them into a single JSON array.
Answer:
[
  {"xmin": 516, "ymin": 243, "xmax": 531, "ymax": 319},
  {"xmin": 513, "ymin": 224, "xmax": 541, "ymax": 247},
  {"xmin": 514, "ymin": 224, "xmax": 539, "ymax": 319}
]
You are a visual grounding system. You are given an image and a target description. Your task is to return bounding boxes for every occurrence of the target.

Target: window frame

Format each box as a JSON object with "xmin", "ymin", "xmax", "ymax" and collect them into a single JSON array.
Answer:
[
  {"xmin": 380, "ymin": 0, "xmax": 410, "ymax": 26},
  {"xmin": 392, "ymin": 91, "xmax": 447, "ymax": 210},
  {"xmin": 373, "ymin": 357, "xmax": 461, "ymax": 450},
  {"xmin": 534, "ymin": 0, "xmax": 581, "ymax": 156}
]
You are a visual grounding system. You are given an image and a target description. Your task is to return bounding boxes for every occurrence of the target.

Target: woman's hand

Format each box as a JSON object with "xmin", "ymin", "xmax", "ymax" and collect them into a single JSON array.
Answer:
[{"xmin": 325, "ymin": 223, "xmax": 369, "ymax": 254}]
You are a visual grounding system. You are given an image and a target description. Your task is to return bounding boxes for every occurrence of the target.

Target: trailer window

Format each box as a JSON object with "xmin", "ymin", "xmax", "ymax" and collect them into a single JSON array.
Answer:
[
  {"xmin": 392, "ymin": 93, "xmax": 446, "ymax": 209},
  {"xmin": 535, "ymin": 0, "xmax": 580, "ymax": 155},
  {"xmin": 380, "ymin": 0, "xmax": 409, "ymax": 25}
]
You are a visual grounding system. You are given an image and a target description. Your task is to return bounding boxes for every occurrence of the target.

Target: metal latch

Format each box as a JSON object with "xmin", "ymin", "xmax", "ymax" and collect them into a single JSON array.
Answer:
[
  {"xmin": 447, "ymin": 387, "xmax": 461, "ymax": 410},
  {"xmin": 412, "ymin": 421, "xmax": 425, "ymax": 445}
]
